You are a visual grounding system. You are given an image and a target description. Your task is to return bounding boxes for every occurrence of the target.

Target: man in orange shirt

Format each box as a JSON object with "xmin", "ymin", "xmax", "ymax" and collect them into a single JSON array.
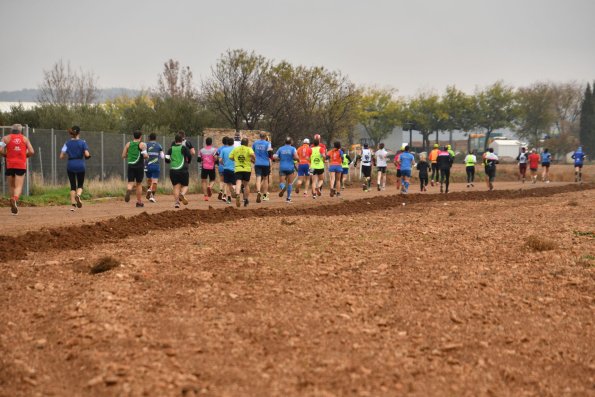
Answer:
[
  {"xmin": 428, "ymin": 143, "xmax": 440, "ymax": 186},
  {"xmin": 295, "ymin": 138, "xmax": 312, "ymax": 195}
]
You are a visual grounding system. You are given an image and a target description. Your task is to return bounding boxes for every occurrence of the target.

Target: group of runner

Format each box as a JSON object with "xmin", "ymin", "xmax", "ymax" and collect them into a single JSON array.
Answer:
[{"xmin": 0, "ymin": 123, "xmax": 589, "ymax": 214}]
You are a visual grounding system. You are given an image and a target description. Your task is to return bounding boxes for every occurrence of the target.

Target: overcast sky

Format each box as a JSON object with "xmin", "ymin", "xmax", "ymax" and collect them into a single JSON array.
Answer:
[{"xmin": 2, "ymin": 0, "xmax": 594, "ymax": 96}]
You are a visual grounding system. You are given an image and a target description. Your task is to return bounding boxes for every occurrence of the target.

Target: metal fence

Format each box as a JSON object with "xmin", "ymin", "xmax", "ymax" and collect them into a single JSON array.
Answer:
[{"xmin": 1, "ymin": 127, "xmax": 204, "ymax": 195}]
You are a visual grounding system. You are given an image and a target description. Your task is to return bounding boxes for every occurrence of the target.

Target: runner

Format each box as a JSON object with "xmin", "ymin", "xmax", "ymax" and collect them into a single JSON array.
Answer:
[
  {"xmin": 252, "ymin": 132, "xmax": 273, "ymax": 203},
  {"xmin": 396, "ymin": 145, "xmax": 415, "ymax": 194},
  {"xmin": 484, "ymin": 147, "xmax": 499, "ymax": 191},
  {"xmin": 327, "ymin": 141, "xmax": 344, "ymax": 197},
  {"xmin": 541, "ymin": 148, "xmax": 552, "ymax": 183},
  {"xmin": 295, "ymin": 138, "xmax": 312, "ymax": 196},
  {"xmin": 528, "ymin": 148, "xmax": 540, "ymax": 184},
  {"xmin": 340, "ymin": 150, "xmax": 352, "ymax": 190},
  {"xmin": 122, "ymin": 131, "xmax": 149, "ymax": 207},
  {"xmin": 216, "ymin": 137, "xmax": 227, "ymax": 201},
  {"xmin": 356, "ymin": 143, "xmax": 373, "ymax": 192},
  {"xmin": 229, "ymin": 138, "xmax": 255, "ymax": 207},
  {"xmin": 145, "ymin": 132, "xmax": 163, "ymax": 203},
  {"xmin": 393, "ymin": 147, "xmax": 403, "ymax": 191},
  {"xmin": 464, "ymin": 150, "xmax": 477, "ymax": 187},
  {"xmin": 436, "ymin": 146, "xmax": 453, "ymax": 194},
  {"xmin": 375, "ymin": 142, "xmax": 388, "ymax": 191},
  {"xmin": 218, "ymin": 137, "xmax": 236, "ymax": 204},
  {"xmin": 416, "ymin": 153, "xmax": 430, "ymax": 192},
  {"xmin": 59, "ymin": 126, "xmax": 91, "ymax": 211},
  {"xmin": 313, "ymin": 134, "xmax": 327, "ymax": 194},
  {"xmin": 310, "ymin": 138, "xmax": 326, "ymax": 198},
  {"xmin": 428, "ymin": 143, "xmax": 440, "ymax": 186},
  {"xmin": 198, "ymin": 137, "xmax": 218, "ymax": 201},
  {"xmin": 571, "ymin": 146, "xmax": 586, "ymax": 183},
  {"xmin": 274, "ymin": 137, "xmax": 299, "ymax": 203},
  {"xmin": 516, "ymin": 147, "xmax": 528, "ymax": 183},
  {"xmin": 177, "ymin": 130, "xmax": 196, "ymax": 163},
  {"xmin": 165, "ymin": 133, "xmax": 191, "ymax": 208},
  {"xmin": 0, "ymin": 124, "xmax": 34, "ymax": 215}
]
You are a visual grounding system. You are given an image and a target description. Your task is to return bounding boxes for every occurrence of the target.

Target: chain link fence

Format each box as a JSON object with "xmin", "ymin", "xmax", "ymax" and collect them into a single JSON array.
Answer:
[{"xmin": 1, "ymin": 127, "xmax": 204, "ymax": 195}]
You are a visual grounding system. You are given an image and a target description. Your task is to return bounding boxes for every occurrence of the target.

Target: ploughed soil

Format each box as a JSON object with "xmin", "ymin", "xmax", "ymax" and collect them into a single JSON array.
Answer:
[{"xmin": 0, "ymin": 183, "xmax": 594, "ymax": 396}]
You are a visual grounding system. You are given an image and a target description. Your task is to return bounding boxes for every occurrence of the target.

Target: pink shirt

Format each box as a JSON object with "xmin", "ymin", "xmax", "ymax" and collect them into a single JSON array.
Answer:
[{"xmin": 200, "ymin": 146, "xmax": 217, "ymax": 170}]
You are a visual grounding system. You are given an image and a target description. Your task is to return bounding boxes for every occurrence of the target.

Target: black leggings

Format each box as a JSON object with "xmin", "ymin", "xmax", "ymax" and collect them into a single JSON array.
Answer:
[
  {"xmin": 68, "ymin": 171, "xmax": 85, "ymax": 191},
  {"xmin": 419, "ymin": 176, "xmax": 428, "ymax": 190},
  {"xmin": 466, "ymin": 166, "xmax": 475, "ymax": 183},
  {"xmin": 439, "ymin": 168, "xmax": 450, "ymax": 190},
  {"xmin": 431, "ymin": 163, "xmax": 438, "ymax": 181}
]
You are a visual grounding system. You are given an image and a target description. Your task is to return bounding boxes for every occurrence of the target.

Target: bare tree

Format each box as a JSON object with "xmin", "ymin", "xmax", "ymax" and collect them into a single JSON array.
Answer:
[
  {"xmin": 38, "ymin": 59, "xmax": 99, "ymax": 105},
  {"xmin": 550, "ymin": 81, "xmax": 583, "ymax": 135},
  {"xmin": 157, "ymin": 59, "xmax": 196, "ymax": 99}
]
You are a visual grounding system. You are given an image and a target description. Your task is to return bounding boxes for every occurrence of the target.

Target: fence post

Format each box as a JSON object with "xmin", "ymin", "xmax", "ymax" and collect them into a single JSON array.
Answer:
[
  {"xmin": 25, "ymin": 125, "xmax": 30, "ymax": 196},
  {"xmin": 53, "ymin": 133, "xmax": 58, "ymax": 185},
  {"xmin": 162, "ymin": 135, "xmax": 166, "ymax": 183},
  {"xmin": 122, "ymin": 134, "xmax": 126, "ymax": 179},
  {"xmin": 100, "ymin": 131, "xmax": 104, "ymax": 181},
  {"xmin": 50, "ymin": 128, "xmax": 54, "ymax": 186}
]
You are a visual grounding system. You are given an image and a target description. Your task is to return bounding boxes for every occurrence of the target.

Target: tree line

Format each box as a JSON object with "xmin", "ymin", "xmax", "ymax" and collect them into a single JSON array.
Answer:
[{"xmin": 0, "ymin": 50, "xmax": 593, "ymax": 156}]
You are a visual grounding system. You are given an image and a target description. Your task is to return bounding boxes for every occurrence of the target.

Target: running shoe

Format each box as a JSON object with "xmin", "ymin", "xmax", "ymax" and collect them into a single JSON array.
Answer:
[
  {"xmin": 218, "ymin": 191, "xmax": 223, "ymax": 201},
  {"xmin": 431, "ymin": 180, "xmax": 435, "ymax": 187},
  {"xmin": 316, "ymin": 187, "xmax": 321, "ymax": 196},
  {"xmin": 243, "ymin": 198, "xmax": 249, "ymax": 207},
  {"xmin": 203, "ymin": 195, "xmax": 209, "ymax": 201},
  {"xmin": 175, "ymin": 202, "xmax": 180, "ymax": 208},
  {"xmin": 136, "ymin": 202, "xmax": 144, "ymax": 208},
  {"xmin": 377, "ymin": 184, "xmax": 381, "ymax": 191},
  {"xmin": 236, "ymin": 194, "xmax": 241, "ymax": 208},
  {"xmin": 330, "ymin": 189, "xmax": 335, "ymax": 197},
  {"xmin": 75, "ymin": 194, "xmax": 83, "ymax": 208},
  {"xmin": 124, "ymin": 189, "xmax": 132, "ymax": 202},
  {"xmin": 146, "ymin": 190, "xmax": 152, "ymax": 200},
  {"xmin": 149, "ymin": 196, "xmax": 156, "ymax": 203},
  {"xmin": 180, "ymin": 193, "xmax": 189, "ymax": 205},
  {"xmin": 10, "ymin": 198, "xmax": 18, "ymax": 215},
  {"xmin": 286, "ymin": 198, "xmax": 292, "ymax": 203},
  {"xmin": 207, "ymin": 186, "xmax": 212, "ymax": 197},
  {"xmin": 470, "ymin": 183, "xmax": 474, "ymax": 187},
  {"xmin": 303, "ymin": 192, "xmax": 308, "ymax": 196},
  {"xmin": 336, "ymin": 192, "xmax": 341, "ymax": 197},
  {"xmin": 70, "ymin": 205, "xmax": 76, "ymax": 212},
  {"xmin": 295, "ymin": 185, "xmax": 300, "ymax": 194},
  {"xmin": 362, "ymin": 183, "xmax": 366, "ymax": 191},
  {"xmin": 278, "ymin": 184, "xmax": 287, "ymax": 197},
  {"xmin": 256, "ymin": 192, "xmax": 262, "ymax": 203},
  {"xmin": 312, "ymin": 194, "xmax": 317, "ymax": 199},
  {"xmin": 262, "ymin": 194, "xmax": 270, "ymax": 201},
  {"xmin": 226, "ymin": 196, "xmax": 232, "ymax": 204}
]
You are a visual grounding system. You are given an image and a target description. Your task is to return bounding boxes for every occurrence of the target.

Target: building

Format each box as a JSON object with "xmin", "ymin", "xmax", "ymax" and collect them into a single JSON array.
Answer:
[{"xmin": 491, "ymin": 139, "xmax": 523, "ymax": 161}]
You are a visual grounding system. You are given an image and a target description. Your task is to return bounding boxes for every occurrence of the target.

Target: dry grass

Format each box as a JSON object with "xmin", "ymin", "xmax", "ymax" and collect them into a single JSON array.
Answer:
[
  {"xmin": 90, "ymin": 256, "xmax": 120, "ymax": 274},
  {"xmin": 525, "ymin": 235, "xmax": 557, "ymax": 252}
]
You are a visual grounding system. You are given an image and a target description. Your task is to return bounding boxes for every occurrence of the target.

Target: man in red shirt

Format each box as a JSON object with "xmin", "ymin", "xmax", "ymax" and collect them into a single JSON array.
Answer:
[
  {"xmin": 0, "ymin": 124, "xmax": 35, "ymax": 215},
  {"xmin": 295, "ymin": 138, "xmax": 312, "ymax": 195},
  {"xmin": 527, "ymin": 149, "xmax": 540, "ymax": 184}
]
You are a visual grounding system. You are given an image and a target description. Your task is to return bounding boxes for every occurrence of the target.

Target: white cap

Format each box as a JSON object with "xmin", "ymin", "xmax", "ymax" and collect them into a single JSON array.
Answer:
[{"xmin": 303, "ymin": 138, "xmax": 310, "ymax": 144}]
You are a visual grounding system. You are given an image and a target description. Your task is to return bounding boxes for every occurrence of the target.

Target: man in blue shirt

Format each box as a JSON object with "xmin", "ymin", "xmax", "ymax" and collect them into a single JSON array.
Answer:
[
  {"xmin": 397, "ymin": 145, "xmax": 415, "ymax": 194},
  {"xmin": 274, "ymin": 137, "xmax": 299, "ymax": 203},
  {"xmin": 572, "ymin": 146, "xmax": 586, "ymax": 183},
  {"xmin": 145, "ymin": 132, "xmax": 164, "ymax": 203},
  {"xmin": 218, "ymin": 137, "xmax": 236, "ymax": 204},
  {"xmin": 252, "ymin": 132, "xmax": 273, "ymax": 203},
  {"xmin": 541, "ymin": 148, "xmax": 552, "ymax": 183}
]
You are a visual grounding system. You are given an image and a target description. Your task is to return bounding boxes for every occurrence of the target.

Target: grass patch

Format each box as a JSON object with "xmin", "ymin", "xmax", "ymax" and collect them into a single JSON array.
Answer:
[
  {"xmin": 573, "ymin": 230, "xmax": 595, "ymax": 238},
  {"xmin": 525, "ymin": 235, "xmax": 557, "ymax": 252}
]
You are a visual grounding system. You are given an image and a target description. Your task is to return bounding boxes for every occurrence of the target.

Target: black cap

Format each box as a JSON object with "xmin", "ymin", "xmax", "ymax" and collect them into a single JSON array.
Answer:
[{"xmin": 71, "ymin": 125, "xmax": 80, "ymax": 133}]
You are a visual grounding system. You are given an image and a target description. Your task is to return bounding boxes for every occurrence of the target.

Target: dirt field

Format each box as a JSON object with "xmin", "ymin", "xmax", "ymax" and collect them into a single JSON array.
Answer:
[{"xmin": 0, "ymin": 182, "xmax": 594, "ymax": 396}]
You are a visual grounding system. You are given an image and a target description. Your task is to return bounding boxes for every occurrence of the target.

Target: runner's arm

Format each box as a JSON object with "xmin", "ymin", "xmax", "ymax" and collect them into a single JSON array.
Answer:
[
  {"xmin": 121, "ymin": 142, "xmax": 129, "ymax": 159},
  {"xmin": 25, "ymin": 137, "xmax": 35, "ymax": 158}
]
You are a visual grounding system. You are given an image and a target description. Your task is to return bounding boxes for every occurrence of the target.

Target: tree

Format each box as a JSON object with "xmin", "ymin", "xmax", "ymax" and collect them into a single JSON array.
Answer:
[
  {"xmin": 156, "ymin": 59, "xmax": 197, "ymax": 99},
  {"xmin": 579, "ymin": 83, "xmax": 594, "ymax": 157},
  {"xmin": 550, "ymin": 81, "xmax": 583, "ymax": 136},
  {"xmin": 38, "ymin": 59, "xmax": 99, "ymax": 105},
  {"xmin": 357, "ymin": 88, "xmax": 401, "ymax": 146},
  {"xmin": 514, "ymin": 83, "xmax": 556, "ymax": 148},
  {"xmin": 475, "ymin": 81, "xmax": 517, "ymax": 150},
  {"xmin": 202, "ymin": 49, "xmax": 273, "ymax": 131},
  {"xmin": 407, "ymin": 93, "xmax": 448, "ymax": 152},
  {"xmin": 442, "ymin": 86, "xmax": 478, "ymax": 149}
]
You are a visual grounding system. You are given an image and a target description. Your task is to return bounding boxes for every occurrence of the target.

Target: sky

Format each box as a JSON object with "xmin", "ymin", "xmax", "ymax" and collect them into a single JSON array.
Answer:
[{"xmin": 1, "ymin": 0, "xmax": 594, "ymax": 97}]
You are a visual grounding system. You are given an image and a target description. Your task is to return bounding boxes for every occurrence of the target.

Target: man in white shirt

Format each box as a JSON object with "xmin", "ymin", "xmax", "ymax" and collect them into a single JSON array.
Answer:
[{"xmin": 375, "ymin": 142, "xmax": 388, "ymax": 191}]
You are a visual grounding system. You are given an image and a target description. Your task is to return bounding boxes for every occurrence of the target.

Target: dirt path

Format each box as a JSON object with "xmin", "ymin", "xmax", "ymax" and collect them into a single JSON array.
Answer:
[
  {"xmin": 0, "ymin": 183, "xmax": 593, "ymax": 396},
  {"xmin": 0, "ymin": 181, "xmax": 583, "ymax": 235}
]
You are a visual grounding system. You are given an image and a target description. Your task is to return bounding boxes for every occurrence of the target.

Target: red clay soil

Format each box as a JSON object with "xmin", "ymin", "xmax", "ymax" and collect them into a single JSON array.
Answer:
[
  {"xmin": 0, "ymin": 183, "xmax": 592, "ymax": 263},
  {"xmin": 0, "ymin": 184, "xmax": 593, "ymax": 396}
]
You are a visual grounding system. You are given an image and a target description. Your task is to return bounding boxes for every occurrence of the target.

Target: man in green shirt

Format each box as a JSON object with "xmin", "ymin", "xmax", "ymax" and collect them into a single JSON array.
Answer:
[
  {"xmin": 165, "ymin": 134, "xmax": 192, "ymax": 208},
  {"xmin": 121, "ymin": 131, "xmax": 149, "ymax": 207},
  {"xmin": 229, "ymin": 138, "xmax": 256, "ymax": 207}
]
